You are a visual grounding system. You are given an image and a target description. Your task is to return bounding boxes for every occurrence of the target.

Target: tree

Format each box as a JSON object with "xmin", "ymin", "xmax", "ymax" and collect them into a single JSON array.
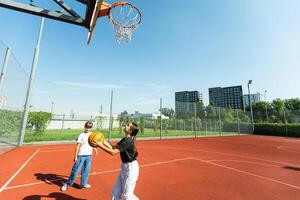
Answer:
[
  {"xmin": 159, "ymin": 108, "xmax": 174, "ymax": 118},
  {"xmin": 96, "ymin": 115, "xmax": 105, "ymax": 130},
  {"xmin": 196, "ymin": 102, "xmax": 206, "ymax": 119},
  {"xmin": 28, "ymin": 111, "xmax": 52, "ymax": 134},
  {"xmin": 139, "ymin": 117, "xmax": 145, "ymax": 135},
  {"xmin": 252, "ymin": 101, "xmax": 270, "ymax": 122},
  {"xmin": 285, "ymin": 98, "xmax": 300, "ymax": 111},
  {"xmin": 206, "ymin": 105, "xmax": 217, "ymax": 119},
  {"xmin": 223, "ymin": 108, "xmax": 234, "ymax": 123},
  {"xmin": 118, "ymin": 110, "xmax": 128, "ymax": 126},
  {"xmin": 270, "ymin": 99, "xmax": 285, "ymax": 122}
]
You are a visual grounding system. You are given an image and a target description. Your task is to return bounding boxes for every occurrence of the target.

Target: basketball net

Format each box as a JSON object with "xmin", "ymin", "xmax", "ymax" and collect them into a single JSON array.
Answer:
[{"xmin": 108, "ymin": 2, "xmax": 141, "ymax": 44}]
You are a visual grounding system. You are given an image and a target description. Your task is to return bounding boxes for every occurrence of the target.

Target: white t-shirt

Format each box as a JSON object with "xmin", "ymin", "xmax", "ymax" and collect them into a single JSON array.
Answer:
[{"xmin": 77, "ymin": 132, "xmax": 93, "ymax": 156}]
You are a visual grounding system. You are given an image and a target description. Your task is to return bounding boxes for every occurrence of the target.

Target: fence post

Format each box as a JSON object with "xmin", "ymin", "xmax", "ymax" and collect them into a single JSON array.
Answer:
[
  {"xmin": 283, "ymin": 107, "xmax": 288, "ymax": 137},
  {"xmin": 236, "ymin": 109, "xmax": 240, "ymax": 135},
  {"xmin": 60, "ymin": 114, "xmax": 65, "ymax": 134},
  {"xmin": 205, "ymin": 119, "xmax": 207, "ymax": 136},
  {"xmin": 18, "ymin": 18, "xmax": 45, "ymax": 146},
  {"xmin": 160, "ymin": 98, "xmax": 162, "ymax": 140},
  {"xmin": 218, "ymin": 107, "xmax": 221, "ymax": 136}
]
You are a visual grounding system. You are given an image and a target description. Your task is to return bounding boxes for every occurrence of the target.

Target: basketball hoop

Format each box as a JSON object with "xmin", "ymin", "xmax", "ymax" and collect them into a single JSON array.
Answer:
[{"xmin": 108, "ymin": 2, "xmax": 142, "ymax": 44}]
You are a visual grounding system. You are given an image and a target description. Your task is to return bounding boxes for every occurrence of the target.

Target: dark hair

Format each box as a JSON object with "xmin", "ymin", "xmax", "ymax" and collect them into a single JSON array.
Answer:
[
  {"xmin": 84, "ymin": 121, "xmax": 93, "ymax": 129},
  {"xmin": 130, "ymin": 122, "xmax": 139, "ymax": 158},
  {"xmin": 130, "ymin": 122, "xmax": 139, "ymax": 136}
]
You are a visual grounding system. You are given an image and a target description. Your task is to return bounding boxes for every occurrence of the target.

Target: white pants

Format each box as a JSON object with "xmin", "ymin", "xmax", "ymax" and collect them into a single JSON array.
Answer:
[{"xmin": 111, "ymin": 160, "xmax": 139, "ymax": 200}]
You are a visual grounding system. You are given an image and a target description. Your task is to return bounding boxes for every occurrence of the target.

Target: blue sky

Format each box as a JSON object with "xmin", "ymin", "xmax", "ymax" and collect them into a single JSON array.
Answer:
[{"xmin": 0, "ymin": 0, "xmax": 299, "ymax": 115}]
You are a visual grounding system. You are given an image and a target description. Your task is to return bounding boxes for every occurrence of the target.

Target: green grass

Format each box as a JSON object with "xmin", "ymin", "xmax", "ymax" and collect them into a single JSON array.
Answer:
[{"xmin": 24, "ymin": 128, "xmax": 240, "ymax": 143}]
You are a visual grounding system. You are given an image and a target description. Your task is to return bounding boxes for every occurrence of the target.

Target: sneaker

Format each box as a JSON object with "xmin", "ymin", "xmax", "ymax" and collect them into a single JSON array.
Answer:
[
  {"xmin": 60, "ymin": 183, "xmax": 68, "ymax": 191},
  {"xmin": 81, "ymin": 184, "xmax": 91, "ymax": 189}
]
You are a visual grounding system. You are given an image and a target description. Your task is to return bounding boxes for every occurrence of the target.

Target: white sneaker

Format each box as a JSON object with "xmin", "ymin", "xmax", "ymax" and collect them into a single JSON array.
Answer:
[
  {"xmin": 60, "ymin": 183, "xmax": 68, "ymax": 191},
  {"xmin": 81, "ymin": 184, "xmax": 91, "ymax": 189}
]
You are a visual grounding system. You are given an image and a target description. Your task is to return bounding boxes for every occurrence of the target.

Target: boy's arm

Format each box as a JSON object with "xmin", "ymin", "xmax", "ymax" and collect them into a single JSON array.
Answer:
[
  {"xmin": 93, "ymin": 147, "xmax": 98, "ymax": 155},
  {"xmin": 74, "ymin": 143, "xmax": 80, "ymax": 162}
]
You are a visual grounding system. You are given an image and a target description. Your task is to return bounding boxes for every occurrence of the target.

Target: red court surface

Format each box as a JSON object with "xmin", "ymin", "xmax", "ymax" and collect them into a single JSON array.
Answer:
[{"xmin": 1, "ymin": 135, "xmax": 300, "ymax": 200}]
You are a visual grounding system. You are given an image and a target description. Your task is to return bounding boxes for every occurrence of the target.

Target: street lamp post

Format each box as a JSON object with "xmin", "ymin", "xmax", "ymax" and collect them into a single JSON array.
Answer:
[
  {"xmin": 50, "ymin": 101, "xmax": 54, "ymax": 114},
  {"xmin": 247, "ymin": 80, "xmax": 255, "ymax": 132}
]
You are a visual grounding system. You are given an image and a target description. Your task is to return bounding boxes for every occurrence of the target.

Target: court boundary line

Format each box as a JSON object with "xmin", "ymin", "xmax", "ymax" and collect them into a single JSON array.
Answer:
[
  {"xmin": 206, "ymin": 159, "xmax": 281, "ymax": 168},
  {"xmin": 192, "ymin": 157, "xmax": 300, "ymax": 190},
  {"xmin": 142, "ymin": 146, "xmax": 297, "ymax": 166},
  {"xmin": 3, "ymin": 157, "xmax": 194, "ymax": 191},
  {"xmin": 277, "ymin": 146, "xmax": 300, "ymax": 154},
  {"xmin": 0, "ymin": 148, "xmax": 40, "ymax": 193}
]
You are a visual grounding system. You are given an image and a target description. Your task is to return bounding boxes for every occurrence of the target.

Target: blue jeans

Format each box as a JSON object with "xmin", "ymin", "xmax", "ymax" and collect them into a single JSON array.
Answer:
[{"xmin": 67, "ymin": 155, "xmax": 91, "ymax": 186}]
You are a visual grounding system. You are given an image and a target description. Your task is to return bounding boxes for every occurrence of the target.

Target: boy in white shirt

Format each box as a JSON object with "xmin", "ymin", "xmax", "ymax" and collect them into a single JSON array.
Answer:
[{"xmin": 61, "ymin": 121, "xmax": 97, "ymax": 191}]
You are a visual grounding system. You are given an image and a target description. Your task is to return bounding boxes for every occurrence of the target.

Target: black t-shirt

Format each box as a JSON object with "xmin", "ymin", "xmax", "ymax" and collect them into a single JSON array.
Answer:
[{"xmin": 115, "ymin": 136, "xmax": 137, "ymax": 163}]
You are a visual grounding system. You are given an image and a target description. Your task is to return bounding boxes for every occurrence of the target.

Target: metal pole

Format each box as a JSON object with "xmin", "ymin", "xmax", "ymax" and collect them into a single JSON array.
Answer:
[
  {"xmin": 60, "ymin": 114, "xmax": 65, "ymax": 134},
  {"xmin": 50, "ymin": 101, "xmax": 54, "ymax": 114},
  {"xmin": 247, "ymin": 81, "xmax": 255, "ymax": 133},
  {"xmin": 108, "ymin": 90, "xmax": 113, "ymax": 142},
  {"xmin": 0, "ymin": 47, "xmax": 11, "ymax": 93},
  {"xmin": 18, "ymin": 17, "xmax": 45, "ymax": 146},
  {"xmin": 194, "ymin": 102, "xmax": 197, "ymax": 138},
  {"xmin": 160, "ymin": 98, "xmax": 162, "ymax": 140},
  {"xmin": 264, "ymin": 90, "xmax": 269, "ymax": 122},
  {"xmin": 236, "ymin": 109, "xmax": 240, "ymax": 135},
  {"xmin": 174, "ymin": 115, "xmax": 177, "ymax": 133},
  {"xmin": 283, "ymin": 107, "xmax": 288, "ymax": 137},
  {"xmin": 218, "ymin": 107, "xmax": 221, "ymax": 136},
  {"xmin": 204, "ymin": 111, "xmax": 207, "ymax": 136}
]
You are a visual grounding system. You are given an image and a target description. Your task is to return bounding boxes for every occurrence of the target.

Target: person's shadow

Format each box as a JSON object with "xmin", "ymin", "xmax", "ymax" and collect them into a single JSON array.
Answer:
[
  {"xmin": 283, "ymin": 166, "xmax": 300, "ymax": 171},
  {"xmin": 34, "ymin": 173, "xmax": 82, "ymax": 189},
  {"xmin": 34, "ymin": 173, "xmax": 68, "ymax": 187},
  {"xmin": 23, "ymin": 192, "xmax": 86, "ymax": 200}
]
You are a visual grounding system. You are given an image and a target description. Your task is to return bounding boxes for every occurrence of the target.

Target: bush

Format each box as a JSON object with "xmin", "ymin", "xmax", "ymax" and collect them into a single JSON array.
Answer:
[
  {"xmin": 254, "ymin": 123, "xmax": 300, "ymax": 137},
  {"xmin": 222, "ymin": 122, "xmax": 253, "ymax": 133},
  {"xmin": 28, "ymin": 111, "xmax": 52, "ymax": 134},
  {"xmin": 0, "ymin": 109, "xmax": 23, "ymax": 136}
]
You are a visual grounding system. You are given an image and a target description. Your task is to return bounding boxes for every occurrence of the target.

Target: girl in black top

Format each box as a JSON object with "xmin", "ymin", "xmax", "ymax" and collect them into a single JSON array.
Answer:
[{"xmin": 93, "ymin": 122, "xmax": 139, "ymax": 200}]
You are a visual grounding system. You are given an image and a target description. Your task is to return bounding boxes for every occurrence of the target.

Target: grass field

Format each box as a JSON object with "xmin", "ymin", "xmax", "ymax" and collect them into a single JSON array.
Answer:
[{"xmin": 24, "ymin": 128, "xmax": 240, "ymax": 143}]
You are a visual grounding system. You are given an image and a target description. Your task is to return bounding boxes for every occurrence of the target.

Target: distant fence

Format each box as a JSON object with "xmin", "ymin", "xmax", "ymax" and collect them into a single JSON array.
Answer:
[{"xmin": 47, "ymin": 114, "xmax": 119, "ymax": 130}]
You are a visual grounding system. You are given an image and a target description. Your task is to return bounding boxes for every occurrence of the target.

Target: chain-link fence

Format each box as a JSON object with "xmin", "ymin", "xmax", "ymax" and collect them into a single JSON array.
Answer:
[
  {"xmin": 116, "ymin": 103, "xmax": 254, "ymax": 139},
  {"xmin": 23, "ymin": 96, "xmax": 300, "ymax": 143},
  {"xmin": 251, "ymin": 101, "xmax": 300, "ymax": 137},
  {"xmin": 0, "ymin": 41, "xmax": 28, "ymax": 152}
]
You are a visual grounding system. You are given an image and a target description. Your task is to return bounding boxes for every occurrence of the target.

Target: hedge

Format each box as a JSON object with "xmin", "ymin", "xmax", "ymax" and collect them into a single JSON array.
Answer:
[
  {"xmin": 0, "ymin": 109, "xmax": 23, "ymax": 136},
  {"xmin": 254, "ymin": 123, "xmax": 300, "ymax": 137}
]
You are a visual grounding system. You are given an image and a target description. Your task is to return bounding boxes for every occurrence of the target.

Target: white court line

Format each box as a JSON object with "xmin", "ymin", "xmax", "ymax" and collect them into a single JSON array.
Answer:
[
  {"xmin": 192, "ymin": 157, "xmax": 300, "ymax": 190},
  {"xmin": 3, "ymin": 157, "xmax": 193, "ymax": 191},
  {"xmin": 0, "ymin": 148, "xmax": 40, "ymax": 193},
  {"xmin": 141, "ymin": 146, "xmax": 297, "ymax": 166},
  {"xmin": 39, "ymin": 149, "xmax": 73, "ymax": 153},
  {"xmin": 39, "ymin": 147, "xmax": 73, "ymax": 150},
  {"xmin": 277, "ymin": 146, "xmax": 300, "ymax": 154},
  {"xmin": 206, "ymin": 160, "xmax": 281, "ymax": 168},
  {"xmin": 212, "ymin": 138, "xmax": 278, "ymax": 148}
]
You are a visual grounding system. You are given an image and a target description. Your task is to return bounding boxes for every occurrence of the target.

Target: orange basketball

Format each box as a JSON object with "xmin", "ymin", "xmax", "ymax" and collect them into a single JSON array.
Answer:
[{"xmin": 88, "ymin": 132, "xmax": 105, "ymax": 147}]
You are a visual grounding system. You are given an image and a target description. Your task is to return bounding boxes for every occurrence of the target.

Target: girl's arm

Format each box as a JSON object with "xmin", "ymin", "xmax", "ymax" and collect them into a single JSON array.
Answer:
[
  {"xmin": 102, "ymin": 140, "xmax": 113, "ymax": 149},
  {"xmin": 93, "ymin": 141, "xmax": 120, "ymax": 156}
]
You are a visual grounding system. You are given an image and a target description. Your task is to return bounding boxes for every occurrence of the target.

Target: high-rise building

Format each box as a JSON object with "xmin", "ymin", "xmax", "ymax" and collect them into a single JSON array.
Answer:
[
  {"xmin": 175, "ymin": 91, "xmax": 203, "ymax": 117},
  {"xmin": 209, "ymin": 86, "xmax": 243, "ymax": 109},
  {"xmin": 243, "ymin": 93, "xmax": 261, "ymax": 109}
]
